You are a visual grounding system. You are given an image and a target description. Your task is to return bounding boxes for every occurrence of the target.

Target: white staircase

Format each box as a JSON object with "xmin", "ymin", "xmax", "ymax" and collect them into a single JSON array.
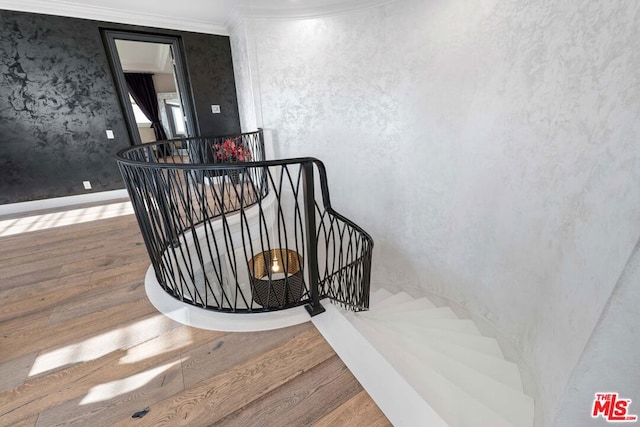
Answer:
[{"xmin": 312, "ymin": 289, "xmax": 535, "ymax": 427}]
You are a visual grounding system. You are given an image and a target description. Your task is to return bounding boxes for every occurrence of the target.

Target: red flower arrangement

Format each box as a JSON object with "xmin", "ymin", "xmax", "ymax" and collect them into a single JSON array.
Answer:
[{"xmin": 212, "ymin": 138, "xmax": 252, "ymax": 162}]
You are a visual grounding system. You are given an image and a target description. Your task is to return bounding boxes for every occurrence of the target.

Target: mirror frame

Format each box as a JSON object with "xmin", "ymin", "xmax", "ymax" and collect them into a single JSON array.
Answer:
[{"xmin": 101, "ymin": 29, "xmax": 199, "ymax": 145}]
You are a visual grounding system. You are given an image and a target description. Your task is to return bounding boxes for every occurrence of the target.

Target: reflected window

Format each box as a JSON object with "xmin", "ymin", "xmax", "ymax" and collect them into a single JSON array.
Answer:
[
  {"xmin": 166, "ymin": 101, "xmax": 186, "ymax": 136},
  {"xmin": 129, "ymin": 94, "xmax": 151, "ymax": 125}
]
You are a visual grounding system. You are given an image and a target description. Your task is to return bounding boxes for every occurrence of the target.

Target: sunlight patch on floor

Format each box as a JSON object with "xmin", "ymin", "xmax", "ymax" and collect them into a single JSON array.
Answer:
[
  {"xmin": 80, "ymin": 360, "xmax": 181, "ymax": 405},
  {"xmin": 120, "ymin": 326, "xmax": 193, "ymax": 365},
  {"xmin": 29, "ymin": 314, "xmax": 178, "ymax": 377},
  {"xmin": 0, "ymin": 201, "xmax": 134, "ymax": 236}
]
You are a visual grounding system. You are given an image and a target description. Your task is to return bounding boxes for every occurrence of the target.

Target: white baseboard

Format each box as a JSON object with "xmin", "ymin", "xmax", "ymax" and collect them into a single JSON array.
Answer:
[{"xmin": 0, "ymin": 189, "xmax": 129, "ymax": 217}]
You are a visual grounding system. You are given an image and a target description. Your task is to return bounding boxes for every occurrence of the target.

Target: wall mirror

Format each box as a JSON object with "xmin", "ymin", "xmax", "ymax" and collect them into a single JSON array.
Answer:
[{"xmin": 102, "ymin": 30, "xmax": 198, "ymax": 149}]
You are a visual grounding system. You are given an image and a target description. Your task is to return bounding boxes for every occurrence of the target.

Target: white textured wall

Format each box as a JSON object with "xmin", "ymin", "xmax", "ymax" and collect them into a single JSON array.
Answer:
[
  {"xmin": 553, "ymin": 238, "xmax": 640, "ymax": 426},
  {"xmin": 230, "ymin": 22, "xmax": 260, "ymax": 132},
  {"xmin": 231, "ymin": 1, "xmax": 640, "ymax": 424}
]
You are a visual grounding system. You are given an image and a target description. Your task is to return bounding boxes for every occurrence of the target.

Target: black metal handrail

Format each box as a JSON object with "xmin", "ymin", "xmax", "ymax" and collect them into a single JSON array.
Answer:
[{"xmin": 115, "ymin": 129, "xmax": 373, "ymax": 314}]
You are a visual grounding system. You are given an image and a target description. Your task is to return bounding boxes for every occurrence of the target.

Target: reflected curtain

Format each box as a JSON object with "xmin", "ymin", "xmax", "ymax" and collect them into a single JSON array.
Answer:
[{"xmin": 124, "ymin": 73, "xmax": 168, "ymax": 141}]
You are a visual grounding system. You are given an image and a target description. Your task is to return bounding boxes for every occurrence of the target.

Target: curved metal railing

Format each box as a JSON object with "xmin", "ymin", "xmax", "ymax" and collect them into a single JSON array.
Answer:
[{"xmin": 115, "ymin": 129, "xmax": 373, "ymax": 314}]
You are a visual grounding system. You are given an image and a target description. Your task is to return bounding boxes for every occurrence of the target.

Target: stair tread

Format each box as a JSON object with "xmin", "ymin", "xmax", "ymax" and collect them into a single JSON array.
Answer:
[
  {"xmin": 332, "ymin": 289, "xmax": 535, "ymax": 427},
  {"xmin": 353, "ymin": 316, "xmax": 504, "ymax": 363},
  {"xmin": 369, "ymin": 288, "xmax": 393, "ymax": 307},
  {"xmin": 372, "ymin": 296, "xmax": 437, "ymax": 314},
  {"xmin": 372, "ymin": 291, "xmax": 415, "ymax": 310},
  {"xmin": 383, "ymin": 327, "xmax": 526, "ymax": 393},
  {"xmin": 370, "ymin": 317, "xmax": 482, "ymax": 336},
  {"xmin": 393, "ymin": 330, "xmax": 524, "ymax": 391},
  {"xmin": 366, "ymin": 318, "xmax": 504, "ymax": 357},
  {"xmin": 312, "ymin": 304, "xmax": 449, "ymax": 426},
  {"xmin": 369, "ymin": 308, "xmax": 465, "ymax": 321},
  {"xmin": 353, "ymin": 319, "xmax": 533, "ymax": 427},
  {"xmin": 359, "ymin": 306, "xmax": 459, "ymax": 321},
  {"xmin": 403, "ymin": 332, "xmax": 523, "ymax": 390}
]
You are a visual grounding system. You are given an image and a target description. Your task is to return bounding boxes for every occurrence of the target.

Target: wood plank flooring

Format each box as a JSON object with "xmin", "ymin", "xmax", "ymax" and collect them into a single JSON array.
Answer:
[{"xmin": 0, "ymin": 209, "xmax": 389, "ymax": 426}]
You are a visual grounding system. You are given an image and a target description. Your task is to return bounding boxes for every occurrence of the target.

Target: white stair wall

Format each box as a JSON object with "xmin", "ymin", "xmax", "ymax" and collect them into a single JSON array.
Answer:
[{"xmin": 313, "ymin": 288, "xmax": 534, "ymax": 427}]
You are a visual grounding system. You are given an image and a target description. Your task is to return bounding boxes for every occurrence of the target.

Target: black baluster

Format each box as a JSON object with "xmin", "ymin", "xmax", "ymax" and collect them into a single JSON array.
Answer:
[{"xmin": 302, "ymin": 161, "xmax": 325, "ymax": 316}]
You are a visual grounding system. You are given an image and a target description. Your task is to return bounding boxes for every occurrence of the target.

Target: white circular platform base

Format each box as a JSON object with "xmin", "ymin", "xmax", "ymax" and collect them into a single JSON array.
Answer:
[{"xmin": 144, "ymin": 266, "xmax": 313, "ymax": 332}]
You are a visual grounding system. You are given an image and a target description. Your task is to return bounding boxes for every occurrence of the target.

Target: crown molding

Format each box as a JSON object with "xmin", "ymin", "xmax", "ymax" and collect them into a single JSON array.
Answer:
[
  {"xmin": 225, "ymin": 0, "xmax": 395, "ymax": 34},
  {"xmin": 0, "ymin": 0, "xmax": 397, "ymax": 37},
  {"xmin": 0, "ymin": 0, "xmax": 229, "ymax": 35},
  {"xmin": 224, "ymin": 6, "xmax": 245, "ymax": 37},
  {"xmin": 238, "ymin": 0, "xmax": 395, "ymax": 21}
]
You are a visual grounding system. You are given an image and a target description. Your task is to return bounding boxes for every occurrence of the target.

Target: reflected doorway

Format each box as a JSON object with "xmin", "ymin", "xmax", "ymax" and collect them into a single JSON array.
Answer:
[{"xmin": 102, "ymin": 30, "xmax": 198, "ymax": 148}]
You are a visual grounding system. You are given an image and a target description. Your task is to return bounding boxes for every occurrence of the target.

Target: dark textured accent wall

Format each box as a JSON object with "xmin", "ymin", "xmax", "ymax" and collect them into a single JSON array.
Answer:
[
  {"xmin": 0, "ymin": 9, "xmax": 241, "ymax": 205},
  {"xmin": 0, "ymin": 11, "xmax": 129, "ymax": 204},
  {"xmin": 183, "ymin": 32, "xmax": 240, "ymax": 137}
]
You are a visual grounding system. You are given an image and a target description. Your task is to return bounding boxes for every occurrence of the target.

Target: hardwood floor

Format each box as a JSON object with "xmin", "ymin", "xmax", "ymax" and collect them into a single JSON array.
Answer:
[{"xmin": 0, "ymin": 209, "xmax": 389, "ymax": 426}]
